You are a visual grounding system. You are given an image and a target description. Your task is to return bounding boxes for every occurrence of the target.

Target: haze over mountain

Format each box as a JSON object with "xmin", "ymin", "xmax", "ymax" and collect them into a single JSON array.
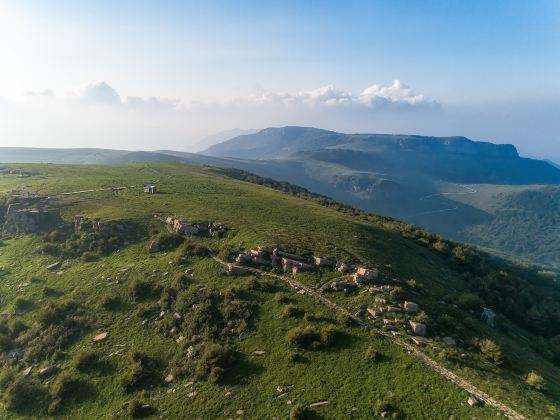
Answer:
[
  {"xmin": 202, "ymin": 127, "xmax": 560, "ymax": 269},
  {"xmin": 2, "ymin": 126, "xmax": 559, "ymax": 269}
]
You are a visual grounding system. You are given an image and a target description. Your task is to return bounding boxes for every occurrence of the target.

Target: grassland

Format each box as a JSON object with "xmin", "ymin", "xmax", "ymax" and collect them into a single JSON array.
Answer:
[{"xmin": 0, "ymin": 162, "xmax": 558, "ymax": 419}]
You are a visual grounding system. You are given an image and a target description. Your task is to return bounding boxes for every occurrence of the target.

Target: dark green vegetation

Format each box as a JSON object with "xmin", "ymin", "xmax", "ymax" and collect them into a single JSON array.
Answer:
[{"xmin": 0, "ymin": 161, "xmax": 558, "ymax": 418}]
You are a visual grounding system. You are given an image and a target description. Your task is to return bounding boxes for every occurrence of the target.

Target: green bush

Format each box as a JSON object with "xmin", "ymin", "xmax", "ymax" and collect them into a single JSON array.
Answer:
[
  {"xmin": 49, "ymin": 373, "xmax": 91, "ymax": 413},
  {"xmin": 100, "ymin": 294, "xmax": 122, "ymax": 310},
  {"xmin": 171, "ymin": 273, "xmax": 190, "ymax": 291},
  {"xmin": 0, "ymin": 367, "xmax": 15, "ymax": 389},
  {"xmin": 338, "ymin": 312, "xmax": 354, "ymax": 326},
  {"xmin": 289, "ymin": 404, "xmax": 312, "ymax": 420},
  {"xmin": 478, "ymin": 338, "xmax": 503, "ymax": 365},
  {"xmin": 526, "ymin": 371, "xmax": 546, "ymax": 391},
  {"xmin": 75, "ymin": 351, "xmax": 102, "ymax": 373},
  {"xmin": 14, "ymin": 297, "xmax": 34, "ymax": 312},
  {"xmin": 287, "ymin": 326, "xmax": 337, "ymax": 350},
  {"xmin": 180, "ymin": 239, "xmax": 211, "ymax": 257},
  {"xmin": 194, "ymin": 343, "xmax": 237, "ymax": 383},
  {"xmin": 0, "ymin": 333, "xmax": 13, "ymax": 352},
  {"xmin": 128, "ymin": 399, "xmax": 147, "ymax": 418},
  {"xmin": 365, "ymin": 346, "xmax": 379, "ymax": 362},
  {"xmin": 457, "ymin": 292, "xmax": 484, "ymax": 311},
  {"xmin": 282, "ymin": 304, "xmax": 304, "ymax": 318},
  {"xmin": 5, "ymin": 378, "xmax": 50, "ymax": 415},
  {"xmin": 128, "ymin": 278, "xmax": 153, "ymax": 300},
  {"xmin": 81, "ymin": 251, "xmax": 99, "ymax": 262},
  {"xmin": 217, "ymin": 243, "xmax": 237, "ymax": 262},
  {"xmin": 155, "ymin": 232, "xmax": 184, "ymax": 250}
]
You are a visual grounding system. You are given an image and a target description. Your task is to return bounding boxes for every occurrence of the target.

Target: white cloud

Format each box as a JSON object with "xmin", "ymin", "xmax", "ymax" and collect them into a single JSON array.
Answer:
[
  {"xmin": 242, "ymin": 80, "xmax": 436, "ymax": 109},
  {"xmin": 75, "ymin": 81, "xmax": 122, "ymax": 105},
  {"xmin": 124, "ymin": 95, "xmax": 180, "ymax": 112},
  {"xmin": 357, "ymin": 80, "xmax": 433, "ymax": 107}
]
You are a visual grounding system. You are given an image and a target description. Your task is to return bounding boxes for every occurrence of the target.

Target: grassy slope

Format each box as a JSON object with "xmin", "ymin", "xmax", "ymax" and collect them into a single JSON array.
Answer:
[{"xmin": 0, "ymin": 162, "xmax": 557, "ymax": 418}]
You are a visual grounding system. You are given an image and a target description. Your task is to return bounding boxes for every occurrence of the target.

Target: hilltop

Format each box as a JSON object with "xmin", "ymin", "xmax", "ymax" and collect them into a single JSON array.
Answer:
[{"xmin": 0, "ymin": 161, "xmax": 558, "ymax": 418}]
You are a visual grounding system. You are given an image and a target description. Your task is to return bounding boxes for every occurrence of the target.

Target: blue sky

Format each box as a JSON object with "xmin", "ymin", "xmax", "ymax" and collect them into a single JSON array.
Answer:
[{"xmin": 0, "ymin": 0, "xmax": 559, "ymax": 158}]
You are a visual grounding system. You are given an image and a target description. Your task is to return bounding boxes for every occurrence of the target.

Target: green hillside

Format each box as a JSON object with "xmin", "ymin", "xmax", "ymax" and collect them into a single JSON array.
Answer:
[{"xmin": 0, "ymin": 162, "xmax": 558, "ymax": 419}]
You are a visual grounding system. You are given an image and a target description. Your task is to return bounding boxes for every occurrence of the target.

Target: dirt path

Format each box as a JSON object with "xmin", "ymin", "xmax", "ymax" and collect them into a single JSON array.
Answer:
[
  {"xmin": 405, "ymin": 184, "xmax": 477, "ymax": 218},
  {"xmin": 57, "ymin": 185, "xmax": 138, "ymax": 196},
  {"xmin": 214, "ymin": 258, "xmax": 526, "ymax": 420}
]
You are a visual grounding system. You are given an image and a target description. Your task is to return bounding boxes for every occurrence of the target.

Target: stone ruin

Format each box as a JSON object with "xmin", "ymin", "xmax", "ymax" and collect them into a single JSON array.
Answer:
[
  {"xmin": 164, "ymin": 216, "xmax": 227, "ymax": 237},
  {"xmin": 2, "ymin": 191, "xmax": 57, "ymax": 234}
]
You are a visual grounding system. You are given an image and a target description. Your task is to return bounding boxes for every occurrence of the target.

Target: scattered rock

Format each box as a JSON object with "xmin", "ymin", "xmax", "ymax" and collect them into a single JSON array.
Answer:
[
  {"xmin": 164, "ymin": 374, "xmax": 174, "ymax": 383},
  {"xmin": 93, "ymin": 332, "xmax": 108, "ymax": 342},
  {"xmin": 22, "ymin": 366, "xmax": 33, "ymax": 376},
  {"xmin": 149, "ymin": 241, "xmax": 160, "ymax": 253},
  {"xmin": 254, "ymin": 350, "xmax": 266, "ymax": 356},
  {"xmin": 47, "ymin": 261, "xmax": 62, "ymax": 271},
  {"xmin": 404, "ymin": 301, "xmax": 419, "ymax": 314},
  {"xmin": 409, "ymin": 321, "xmax": 427, "ymax": 337},
  {"xmin": 467, "ymin": 396, "xmax": 480, "ymax": 407},
  {"xmin": 39, "ymin": 365, "xmax": 58, "ymax": 377},
  {"xmin": 187, "ymin": 391, "xmax": 197, "ymax": 398},
  {"xmin": 309, "ymin": 401, "xmax": 329, "ymax": 408},
  {"xmin": 442, "ymin": 336, "xmax": 456, "ymax": 346}
]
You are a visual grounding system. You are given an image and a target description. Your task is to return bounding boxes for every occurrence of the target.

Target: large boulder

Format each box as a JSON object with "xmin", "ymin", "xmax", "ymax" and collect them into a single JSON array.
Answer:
[{"xmin": 409, "ymin": 321, "xmax": 427, "ymax": 337}]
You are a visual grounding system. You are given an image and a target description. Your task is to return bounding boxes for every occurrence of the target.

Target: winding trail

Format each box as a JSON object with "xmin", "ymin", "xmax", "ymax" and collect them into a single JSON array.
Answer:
[
  {"xmin": 405, "ymin": 184, "xmax": 478, "ymax": 218},
  {"xmin": 214, "ymin": 257, "xmax": 526, "ymax": 420}
]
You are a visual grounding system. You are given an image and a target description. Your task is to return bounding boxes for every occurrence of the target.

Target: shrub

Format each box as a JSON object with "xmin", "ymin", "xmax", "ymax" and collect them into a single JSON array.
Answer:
[
  {"xmin": 217, "ymin": 243, "xmax": 237, "ymax": 262},
  {"xmin": 282, "ymin": 304, "xmax": 304, "ymax": 318},
  {"xmin": 457, "ymin": 292, "xmax": 484, "ymax": 311},
  {"xmin": 128, "ymin": 278, "xmax": 153, "ymax": 300},
  {"xmin": 43, "ymin": 287, "xmax": 58, "ymax": 297},
  {"xmin": 81, "ymin": 251, "xmax": 99, "ymax": 262},
  {"xmin": 49, "ymin": 373, "xmax": 90, "ymax": 413},
  {"xmin": 75, "ymin": 351, "xmax": 102, "ymax": 373},
  {"xmin": 100, "ymin": 294, "xmax": 122, "ymax": 310},
  {"xmin": 5, "ymin": 378, "xmax": 50, "ymax": 415},
  {"xmin": 171, "ymin": 273, "xmax": 190, "ymax": 291},
  {"xmin": 405, "ymin": 278, "xmax": 417, "ymax": 288},
  {"xmin": 0, "ymin": 333, "xmax": 13, "ymax": 352},
  {"xmin": 14, "ymin": 298, "xmax": 34, "ymax": 312},
  {"xmin": 194, "ymin": 343, "xmax": 237, "ymax": 383},
  {"xmin": 389, "ymin": 286, "xmax": 403, "ymax": 300},
  {"xmin": 338, "ymin": 313, "xmax": 354, "ymax": 326},
  {"xmin": 525, "ymin": 371, "xmax": 546, "ymax": 391},
  {"xmin": 120, "ymin": 351, "xmax": 151, "ymax": 392},
  {"xmin": 414, "ymin": 311, "xmax": 431, "ymax": 325},
  {"xmin": 373, "ymin": 399, "xmax": 400, "ymax": 418},
  {"xmin": 433, "ymin": 240, "xmax": 450, "ymax": 254},
  {"xmin": 478, "ymin": 339, "xmax": 503, "ymax": 365},
  {"xmin": 289, "ymin": 404, "xmax": 312, "ymax": 420},
  {"xmin": 287, "ymin": 326, "xmax": 337, "ymax": 350},
  {"xmin": 128, "ymin": 399, "xmax": 147, "ymax": 418},
  {"xmin": 0, "ymin": 367, "xmax": 15, "ymax": 389},
  {"xmin": 155, "ymin": 232, "xmax": 184, "ymax": 250},
  {"xmin": 180, "ymin": 240, "xmax": 211, "ymax": 257},
  {"xmin": 365, "ymin": 346, "xmax": 379, "ymax": 362}
]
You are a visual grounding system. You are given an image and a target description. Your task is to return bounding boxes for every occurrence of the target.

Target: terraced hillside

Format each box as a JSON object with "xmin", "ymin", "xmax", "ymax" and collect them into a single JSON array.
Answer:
[{"xmin": 0, "ymin": 162, "xmax": 558, "ymax": 419}]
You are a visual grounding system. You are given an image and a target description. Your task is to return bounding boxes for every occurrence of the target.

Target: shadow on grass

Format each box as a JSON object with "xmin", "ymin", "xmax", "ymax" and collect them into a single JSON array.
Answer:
[{"xmin": 221, "ymin": 354, "xmax": 264, "ymax": 386}]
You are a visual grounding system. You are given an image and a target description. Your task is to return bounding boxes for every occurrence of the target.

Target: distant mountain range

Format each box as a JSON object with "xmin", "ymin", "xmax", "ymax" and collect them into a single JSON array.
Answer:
[{"xmin": 1, "ymin": 126, "xmax": 559, "ymax": 269}]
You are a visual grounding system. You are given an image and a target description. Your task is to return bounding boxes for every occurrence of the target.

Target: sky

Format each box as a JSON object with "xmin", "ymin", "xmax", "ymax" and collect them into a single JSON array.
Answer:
[{"xmin": 0, "ymin": 0, "xmax": 559, "ymax": 160}]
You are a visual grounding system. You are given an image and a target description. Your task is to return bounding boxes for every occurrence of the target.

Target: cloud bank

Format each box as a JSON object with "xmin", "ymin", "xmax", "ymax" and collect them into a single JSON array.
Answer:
[{"xmin": 245, "ymin": 80, "xmax": 437, "ymax": 109}]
